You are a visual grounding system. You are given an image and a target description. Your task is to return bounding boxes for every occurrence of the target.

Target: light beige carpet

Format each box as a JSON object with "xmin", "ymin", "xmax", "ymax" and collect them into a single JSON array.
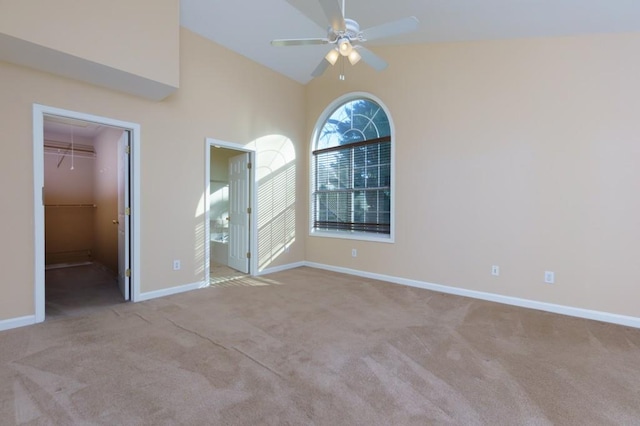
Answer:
[{"xmin": 1, "ymin": 267, "xmax": 639, "ymax": 425}]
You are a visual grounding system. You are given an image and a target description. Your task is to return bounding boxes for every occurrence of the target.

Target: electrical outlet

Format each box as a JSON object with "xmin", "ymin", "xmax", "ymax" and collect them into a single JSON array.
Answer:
[
  {"xmin": 491, "ymin": 265, "xmax": 500, "ymax": 276},
  {"xmin": 544, "ymin": 271, "xmax": 555, "ymax": 284},
  {"xmin": 173, "ymin": 260, "xmax": 181, "ymax": 271},
  {"xmin": 351, "ymin": 249, "xmax": 357, "ymax": 257}
]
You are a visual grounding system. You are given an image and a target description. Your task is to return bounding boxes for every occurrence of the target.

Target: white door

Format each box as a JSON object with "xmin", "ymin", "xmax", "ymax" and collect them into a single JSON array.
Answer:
[
  {"xmin": 117, "ymin": 131, "xmax": 130, "ymax": 300},
  {"xmin": 228, "ymin": 153, "xmax": 250, "ymax": 273}
]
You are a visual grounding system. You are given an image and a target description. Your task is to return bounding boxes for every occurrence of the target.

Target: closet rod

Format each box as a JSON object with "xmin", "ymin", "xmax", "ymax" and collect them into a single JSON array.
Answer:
[
  {"xmin": 44, "ymin": 144, "xmax": 95, "ymax": 154},
  {"xmin": 44, "ymin": 204, "xmax": 97, "ymax": 208}
]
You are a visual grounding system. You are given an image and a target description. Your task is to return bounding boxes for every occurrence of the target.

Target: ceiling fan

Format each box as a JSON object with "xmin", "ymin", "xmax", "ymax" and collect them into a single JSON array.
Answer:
[{"xmin": 271, "ymin": 0, "xmax": 419, "ymax": 78}]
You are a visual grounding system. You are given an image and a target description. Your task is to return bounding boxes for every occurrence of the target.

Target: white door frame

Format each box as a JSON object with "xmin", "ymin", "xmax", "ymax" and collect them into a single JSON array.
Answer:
[
  {"xmin": 204, "ymin": 138, "xmax": 257, "ymax": 279},
  {"xmin": 33, "ymin": 104, "xmax": 141, "ymax": 323}
]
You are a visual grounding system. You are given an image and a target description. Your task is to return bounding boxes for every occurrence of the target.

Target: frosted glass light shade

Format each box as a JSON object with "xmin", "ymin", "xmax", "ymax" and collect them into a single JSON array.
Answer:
[
  {"xmin": 348, "ymin": 49, "xmax": 361, "ymax": 65},
  {"xmin": 338, "ymin": 38, "xmax": 352, "ymax": 56},
  {"xmin": 325, "ymin": 49, "xmax": 340, "ymax": 65}
]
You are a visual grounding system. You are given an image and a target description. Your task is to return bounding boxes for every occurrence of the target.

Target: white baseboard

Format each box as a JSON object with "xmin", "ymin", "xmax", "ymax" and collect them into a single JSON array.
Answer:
[
  {"xmin": 0, "ymin": 315, "xmax": 36, "ymax": 332},
  {"xmin": 137, "ymin": 281, "xmax": 207, "ymax": 302},
  {"xmin": 304, "ymin": 262, "xmax": 640, "ymax": 329},
  {"xmin": 258, "ymin": 261, "xmax": 307, "ymax": 276},
  {"xmin": 5, "ymin": 265, "xmax": 637, "ymax": 331}
]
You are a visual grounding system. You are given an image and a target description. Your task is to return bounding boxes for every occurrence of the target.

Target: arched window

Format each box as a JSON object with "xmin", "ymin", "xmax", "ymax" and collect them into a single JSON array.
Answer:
[{"xmin": 311, "ymin": 95, "xmax": 393, "ymax": 240}]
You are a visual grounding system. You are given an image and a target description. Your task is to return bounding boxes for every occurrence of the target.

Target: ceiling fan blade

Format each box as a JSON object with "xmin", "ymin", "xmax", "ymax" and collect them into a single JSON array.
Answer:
[
  {"xmin": 311, "ymin": 58, "xmax": 331, "ymax": 77},
  {"xmin": 360, "ymin": 16, "xmax": 419, "ymax": 42},
  {"xmin": 355, "ymin": 46, "xmax": 388, "ymax": 71},
  {"xmin": 318, "ymin": 0, "xmax": 346, "ymax": 33},
  {"xmin": 271, "ymin": 38, "xmax": 329, "ymax": 47}
]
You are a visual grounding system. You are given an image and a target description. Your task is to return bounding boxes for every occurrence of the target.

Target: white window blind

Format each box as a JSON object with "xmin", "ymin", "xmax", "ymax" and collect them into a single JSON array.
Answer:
[{"xmin": 313, "ymin": 136, "xmax": 391, "ymax": 234}]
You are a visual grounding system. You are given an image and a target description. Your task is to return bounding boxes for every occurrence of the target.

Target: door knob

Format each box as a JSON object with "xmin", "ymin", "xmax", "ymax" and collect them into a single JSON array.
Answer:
[{"xmin": 112, "ymin": 219, "xmax": 119, "ymax": 225}]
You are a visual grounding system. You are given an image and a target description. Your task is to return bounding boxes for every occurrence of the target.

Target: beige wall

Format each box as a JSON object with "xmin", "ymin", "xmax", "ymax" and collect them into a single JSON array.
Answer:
[
  {"xmin": 254, "ymin": 134, "xmax": 298, "ymax": 270},
  {"xmin": 0, "ymin": 28, "xmax": 306, "ymax": 320},
  {"xmin": 305, "ymin": 33, "xmax": 640, "ymax": 318},
  {"xmin": 93, "ymin": 128, "xmax": 122, "ymax": 273},
  {"xmin": 0, "ymin": 0, "xmax": 179, "ymax": 90}
]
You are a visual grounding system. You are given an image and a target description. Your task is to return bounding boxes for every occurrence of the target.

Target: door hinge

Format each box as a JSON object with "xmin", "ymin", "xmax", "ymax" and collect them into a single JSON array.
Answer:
[
  {"xmin": 247, "ymin": 162, "xmax": 252, "ymax": 169},
  {"xmin": 125, "ymin": 145, "xmax": 131, "ymax": 154},
  {"xmin": 247, "ymin": 207, "xmax": 251, "ymax": 214},
  {"xmin": 125, "ymin": 207, "xmax": 131, "ymax": 216},
  {"xmin": 246, "ymin": 252, "xmax": 251, "ymax": 259},
  {"xmin": 125, "ymin": 269, "xmax": 131, "ymax": 278}
]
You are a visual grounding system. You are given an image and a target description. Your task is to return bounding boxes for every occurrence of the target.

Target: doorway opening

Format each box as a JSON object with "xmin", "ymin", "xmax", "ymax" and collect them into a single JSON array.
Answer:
[
  {"xmin": 205, "ymin": 139, "xmax": 257, "ymax": 285},
  {"xmin": 33, "ymin": 105, "xmax": 141, "ymax": 322}
]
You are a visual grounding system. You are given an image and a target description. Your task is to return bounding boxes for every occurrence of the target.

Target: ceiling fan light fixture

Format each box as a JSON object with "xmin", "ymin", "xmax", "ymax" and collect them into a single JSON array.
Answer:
[
  {"xmin": 338, "ymin": 38, "xmax": 352, "ymax": 56},
  {"xmin": 325, "ymin": 48, "xmax": 340, "ymax": 65},
  {"xmin": 271, "ymin": 0, "xmax": 419, "ymax": 80},
  {"xmin": 348, "ymin": 49, "xmax": 361, "ymax": 65}
]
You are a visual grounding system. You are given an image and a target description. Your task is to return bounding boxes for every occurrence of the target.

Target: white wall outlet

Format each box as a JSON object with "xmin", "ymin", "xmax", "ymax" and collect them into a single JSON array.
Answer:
[
  {"xmin": 173, "ymin": 260, "xmax": 181, "ymax": 271},
  {"xmin": 544, "ymin": 271, "xmax": 555, "ymax": 284},
  {"xmin": 351, "ymin": 249, "xmax": 357, "ymax": 257},
  {"xmin": 491, "ymin": 265, "xmax": 500, "ymax": 276}
]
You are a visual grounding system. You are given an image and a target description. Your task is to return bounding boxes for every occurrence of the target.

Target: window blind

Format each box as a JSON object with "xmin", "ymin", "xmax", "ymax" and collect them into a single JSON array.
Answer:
[{"xmin": 313, "ymin": 136, "xmax": 391, "ymax": 235}]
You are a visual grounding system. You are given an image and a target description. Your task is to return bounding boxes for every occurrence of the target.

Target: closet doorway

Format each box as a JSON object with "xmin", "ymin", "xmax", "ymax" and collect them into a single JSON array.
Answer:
[{"xmin": 33, "ymin": 105, "xmax": 141, "ymax": 322}]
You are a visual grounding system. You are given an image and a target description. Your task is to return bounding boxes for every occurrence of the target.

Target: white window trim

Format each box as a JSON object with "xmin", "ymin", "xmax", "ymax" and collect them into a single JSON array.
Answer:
[{"xmin": 309, "ymin": 92, "xmax": 395, "ymax": 243}]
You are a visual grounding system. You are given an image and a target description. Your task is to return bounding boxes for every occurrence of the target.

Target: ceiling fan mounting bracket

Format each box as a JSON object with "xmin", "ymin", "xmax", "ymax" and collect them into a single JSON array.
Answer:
[
  {"xmin": 330, "ymin": 18, "xmax": 361, "ymax": 42},
  {"xmin": 342, "ymin": 18, "xmax": 360, "ymax": 38}
]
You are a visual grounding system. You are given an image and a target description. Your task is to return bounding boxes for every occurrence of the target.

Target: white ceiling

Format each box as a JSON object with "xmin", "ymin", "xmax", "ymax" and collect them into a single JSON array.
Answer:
[
  {"xmin": 44, "ymin": 116, "xmax": 105, "ymax": 142},
  {"xmin": 180, "ymin": 0, "xmax": 640, "ymax": 84}
]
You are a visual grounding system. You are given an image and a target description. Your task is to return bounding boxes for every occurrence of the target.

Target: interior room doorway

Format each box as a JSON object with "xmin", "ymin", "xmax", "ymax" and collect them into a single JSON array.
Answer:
[
  {"xmin": 33, "ymin": 105, "xmax": 141, "ymax": 322},
  {"xmin": 205, "ymin": 139, "xmax": 257, "ymax": 284}
]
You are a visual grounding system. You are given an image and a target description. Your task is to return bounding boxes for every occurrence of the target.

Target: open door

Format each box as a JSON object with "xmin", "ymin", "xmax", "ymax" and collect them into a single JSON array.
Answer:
[
  {"xmin": 228, "ymin": 153, "xmax": 250, "ymax": 273},
  {"xmin": 117, "ymin": 131, "xmax": 131, "ymax": 300}
]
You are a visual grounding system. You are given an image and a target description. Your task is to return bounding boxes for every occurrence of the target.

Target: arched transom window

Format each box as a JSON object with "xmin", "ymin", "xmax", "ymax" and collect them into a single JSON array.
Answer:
[{"xmin": 311, "ymin": 96, "xmax": 393, "ymax": 239}]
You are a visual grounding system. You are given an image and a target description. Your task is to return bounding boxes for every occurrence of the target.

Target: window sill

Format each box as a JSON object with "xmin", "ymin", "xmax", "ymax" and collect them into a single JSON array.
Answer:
[{"xmin": 309, "ymin": 229, "xmax": 394, "ymax": 243}]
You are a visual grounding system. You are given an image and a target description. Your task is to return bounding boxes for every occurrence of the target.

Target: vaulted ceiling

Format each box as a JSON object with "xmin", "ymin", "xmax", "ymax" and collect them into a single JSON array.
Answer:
[{"xmin": 180, "ymin": 0, "xmax": 640, "ymax": 84}]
